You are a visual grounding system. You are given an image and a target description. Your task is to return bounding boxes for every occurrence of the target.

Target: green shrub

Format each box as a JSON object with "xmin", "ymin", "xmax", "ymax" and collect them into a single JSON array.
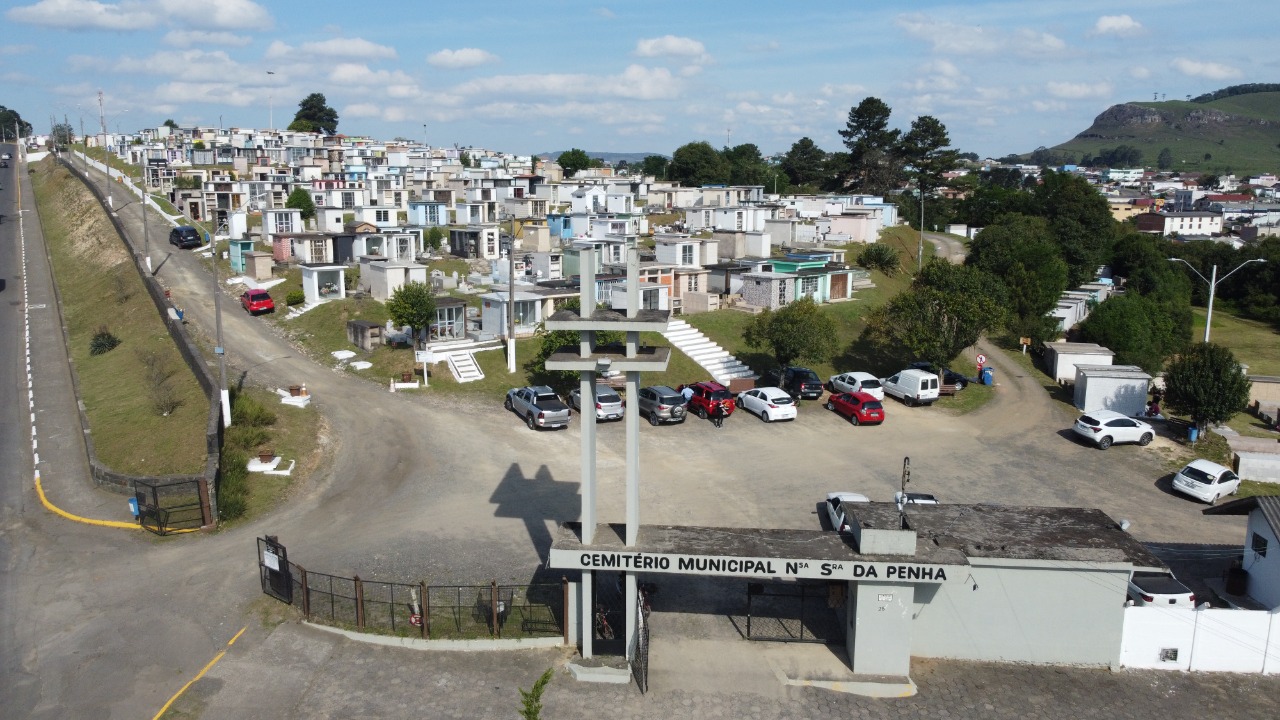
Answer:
[
  {"xmin": 225, "ymin": 424, "xmax": 270, "ymax": 451},
  {"xmin": 286, "ymin": 290, "xmax": 305, "ymax": 306},
  {"xmin": 857, "ymin": 243, "xmax": 901, "ymax": 276},
  {"xmin": 231, "ymin": 393, "xmax": 277, "ymax": 428},
  {"xmin": 218, "ymin": 447, "xmax": 249, "ymax": 521},
  {"xmin": 89, "ymin": 326, "xmax": 121, "ymax": 355}
]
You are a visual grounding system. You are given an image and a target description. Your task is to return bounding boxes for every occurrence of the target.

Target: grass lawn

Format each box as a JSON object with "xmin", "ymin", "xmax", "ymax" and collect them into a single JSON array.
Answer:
[
  {"xmin": 234, "ymin": 388, "xmax": 323, "ymax": 520},
  {"xmin": 32, "ymin": 158, "xmax": 207, "ymax": 475},
  {"xmin": 1192, "ymin": 307, "xmax": 1280, "ymax": 376},
  {"xmin": 1237, "ymin": 480, "xmax": 1280, "ymax": 499}
]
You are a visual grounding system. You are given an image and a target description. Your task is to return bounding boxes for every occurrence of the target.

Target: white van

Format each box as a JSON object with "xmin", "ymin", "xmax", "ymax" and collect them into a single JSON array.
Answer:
[{"xmin": 881, "ymin": 369, "xmax": 940, "ymax": 406}]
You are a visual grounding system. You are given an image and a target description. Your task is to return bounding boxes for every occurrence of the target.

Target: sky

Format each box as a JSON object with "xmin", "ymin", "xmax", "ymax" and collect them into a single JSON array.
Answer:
[{"xmin": 2, "ymin": 0, "xmax": 1277, "ymax": 159}]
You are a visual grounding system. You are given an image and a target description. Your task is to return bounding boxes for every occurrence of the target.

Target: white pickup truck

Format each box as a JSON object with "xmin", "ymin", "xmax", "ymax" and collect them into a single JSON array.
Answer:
[{"xmin": 505, "ymin": 385, "xmax": 571, "ymax": 430}]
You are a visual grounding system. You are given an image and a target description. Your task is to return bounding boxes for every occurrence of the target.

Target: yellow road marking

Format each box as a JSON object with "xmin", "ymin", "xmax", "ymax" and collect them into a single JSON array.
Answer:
[
  {"xmin": 152, "ymin": 626, "xmax": 248, "ymax": 720},
  {"xmin": 34, "ymin": 471, "xmax": 142, "ymax": 530}
]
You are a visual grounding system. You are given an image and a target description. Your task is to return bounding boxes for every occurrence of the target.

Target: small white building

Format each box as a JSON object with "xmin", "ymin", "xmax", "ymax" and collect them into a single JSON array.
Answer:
[
  {"xmin": 1073, "ymin": 364, "xmax": 1151, "ymax": 417},
  {"xmin": 1044, "ymin": 342, "xmax": 1114, "ymax": 384},
  {"xmin": 1204, "ymin": 496, "xmax": 1280, "ymax": 610},
  {"xmin": 299, "ymin": 264, "xmax": 347, "ymax": 306},
  {"xmin": 367, "ymin": 261, "xmax": 428, "ymax": 302}
]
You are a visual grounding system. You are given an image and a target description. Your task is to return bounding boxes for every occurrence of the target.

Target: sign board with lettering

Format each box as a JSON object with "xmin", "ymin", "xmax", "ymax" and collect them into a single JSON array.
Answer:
[{"xmin": 549, "ymin": 548, "xmax": 963, "ymax": 584}]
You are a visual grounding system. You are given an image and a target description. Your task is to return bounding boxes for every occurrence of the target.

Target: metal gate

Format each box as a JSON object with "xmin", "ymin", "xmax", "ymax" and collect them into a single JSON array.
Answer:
[
  {"xmin": 745, "ymin": 581, "xmax": 845, "ymax": 644},
  {"xmin": 631, "ymin": 583, "xmax": 650, "ymax": 693},
  {"xmin": 134, "ymin": 479, "xmax": 206, "ymax": 535},
  {"xmin": 591, "ymin": 571, "xmax": 624, "ymax": 648},
  {"xmin": 258, "ymin": 536, "xmax": 293, "ymax": 604}
]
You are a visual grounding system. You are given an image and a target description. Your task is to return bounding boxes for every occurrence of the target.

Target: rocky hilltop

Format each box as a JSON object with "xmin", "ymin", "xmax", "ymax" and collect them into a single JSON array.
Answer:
[{"xmin": 1075, "ymin": 103, "xmax": 1244, "ymax": 141}]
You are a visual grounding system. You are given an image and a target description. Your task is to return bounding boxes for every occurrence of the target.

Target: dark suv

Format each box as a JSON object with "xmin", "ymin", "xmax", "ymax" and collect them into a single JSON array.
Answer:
[
  {"xmin": 761, "ymin": 366, "xmax": 824, "ymax": 400},
  {"xmin": 169, "ymin": 225, "xmax": 202, "ymax": 249},
  {"xmin": 909, "ymin": 362, "xmax": 969, "ymax": 389},
  {"xmin": 682, "ymin": 381, "xmax": 735, "ymax": 420}
]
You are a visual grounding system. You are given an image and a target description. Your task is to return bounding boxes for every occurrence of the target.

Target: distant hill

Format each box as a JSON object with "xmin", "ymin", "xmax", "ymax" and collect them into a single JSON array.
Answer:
[
  {"xmin": 538, "ymin": 151, "xmax": 667, "ymax": 165},
  {"xmin": 1042, "ymin": 87, "xmax": 1280, "ymax": 175}
]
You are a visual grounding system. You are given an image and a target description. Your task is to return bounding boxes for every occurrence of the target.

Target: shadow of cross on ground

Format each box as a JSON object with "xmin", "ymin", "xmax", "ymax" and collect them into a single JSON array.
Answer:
[{"xmin": 489, "ymin": 462, "xmax": 580, "ymax": 578}]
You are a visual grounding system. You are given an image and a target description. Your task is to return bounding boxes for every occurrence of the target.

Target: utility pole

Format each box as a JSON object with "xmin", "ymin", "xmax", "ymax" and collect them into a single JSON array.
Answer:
[
  {"xmin": 97, "ymin": 90, "xmax": 115, "ymax": 211},
  {"xmin": 212, "ymin": 226, "xmax": 231, "ymax": 427},
  {"xmin": 138, "ymin": 160, "xmax": 151, "ymax": 273},
  {"xmin": 506, "ymin": 212, "xmax": 516, "ymax": 373}
]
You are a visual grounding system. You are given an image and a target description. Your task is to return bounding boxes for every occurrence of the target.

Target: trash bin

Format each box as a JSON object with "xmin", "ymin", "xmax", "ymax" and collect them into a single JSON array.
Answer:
[
  {"xmin": 127, "ymin": 497, "xmax": 139, "ymax": 518},
  {"xmin": 1188, "ymin": 426, "xmax": 1200, "ymax": 442},
  {"xmin": 980, "ymin": 367, "xmax": 994, "ymax": 386}
]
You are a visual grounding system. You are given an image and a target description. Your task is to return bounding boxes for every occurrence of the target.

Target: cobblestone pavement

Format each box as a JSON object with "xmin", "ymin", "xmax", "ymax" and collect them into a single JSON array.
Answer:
[{"xmin": 190, "ymin": 623, "xmax": 1280, "ymax": 720}]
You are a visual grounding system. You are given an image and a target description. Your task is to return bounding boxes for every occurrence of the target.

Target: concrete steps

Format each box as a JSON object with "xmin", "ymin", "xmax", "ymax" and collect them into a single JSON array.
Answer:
[
  {"xmin": 662, "ymin": 319, "xmax": 756, "ymax": 384},
  {"xmin": 445, "ymin": 351, "xmax": 484, "ymax": 383}
]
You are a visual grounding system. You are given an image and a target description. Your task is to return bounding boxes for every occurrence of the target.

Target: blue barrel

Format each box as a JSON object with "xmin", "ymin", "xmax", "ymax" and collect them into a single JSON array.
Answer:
[
  {"xmin": 127, "ymin": 497, "xmax": 139, "ymax": 517},
  {"xmin": 1188, "ymin": 426, "xmax": 1200, "ymax": 442},
  {"xmin": 981, "ymin": 367, "xmax": 994, "ymax": 386}
]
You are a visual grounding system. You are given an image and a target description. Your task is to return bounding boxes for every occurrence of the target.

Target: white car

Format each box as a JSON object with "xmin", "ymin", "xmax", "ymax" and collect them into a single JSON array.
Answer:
[
  {"xmin": 895, "ymin": 491, "xmax": 938, "ymax": 510},
  {"xmin": 1127, "ymin": 571, "xmax": 1196, "ymax": 607},
  {"xmin": 829, "ymin": 371, "xmax": 884, "ymax": 400},
  {"xmin": 824, "ymin": 491, "xmax": 870, "ymax": 533},
  {"xmin": 1171, "ymin": 458, "xmax": 1241, "ymax": 505},
  {"xmin": 736, "ymin": 387, "xmax": 798, "ymax": 423},
  {"xmin": 1071, "ymin": 410, "xmax": 1154, "ymax": 449},
  {"xmin": 569, "ymin": 384, "xmax": 624, "ymax": 421}
]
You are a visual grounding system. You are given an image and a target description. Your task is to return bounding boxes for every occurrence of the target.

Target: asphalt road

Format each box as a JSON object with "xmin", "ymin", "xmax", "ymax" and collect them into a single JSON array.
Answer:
[
  {"xmin": 923, "ymin": 230, "xmax": 967, "ymax": 264},
  {"xmin": 0, "ymin": 153, "xmax": 1263, "ymax": 718}
]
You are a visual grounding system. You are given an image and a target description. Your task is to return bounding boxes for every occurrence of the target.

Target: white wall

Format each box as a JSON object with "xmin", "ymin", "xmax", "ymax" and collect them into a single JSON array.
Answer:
[
  {"xmin": 1119, "ymin": 606, "xmax": 1194, "ymax": 670},
  {"xmin": 1120, "ymin": 606, "xmax": 1280, "ymax": 673},
  {"xmin": 1246, "ymin": 514, "xmax": 1280, "ymax": 610}
]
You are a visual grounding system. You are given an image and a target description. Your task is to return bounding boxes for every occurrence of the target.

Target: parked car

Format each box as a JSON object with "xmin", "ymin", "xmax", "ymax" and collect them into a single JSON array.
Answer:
[
  {"xmin": 682, "ymin": 381, "xmax": 735, "ymax": 420},
  {"xmin": 1171, "ymin": 458, "xmax": 1241, "ymax": 505},
  {"xmin": 504, "ymin": 386, "xmax": 571, "ymax": 430},
  {"xmin": 909, "ymin": 362, "xmax": 969, "ymax": 389},
  {"xmin": 240, "ymin": 289, "xmax": 275, "ymax": 315},
  {"xmin": 828, "ymin": 371, "xmax": 884, "ymax": 400},
  {"xmin": 0, "ymin": 160, "xmax": 8, "ymax": 168},
  {"xmin": 168, "ymin": 225, "xmax": 202, "ymax": 249},
  {"xmin": 570, "ymin": 384, "xmax": 624, "ymax": 421},
  {"xmin": 881, "ymin": 369, "xmax": 940, "ymax": 406},
  {"xmin": 760, "ymin": 366, "xmax": 824, "ymax": 400},
  {"xmin": 1071, "ymin": 410, "xmax": 1153, "ymax": 450},
  {"xmin": 1127, "ymin": 571, "xmax": 1196, "ymax": 607},
  {"xmin": 895, "ymin": 491, "xmax": 938, "ymax": 510},
  {"xmin": 637, "ymin": 385, "xmax": 686, "ymax": 426},
  {"xmin": 824, "ymin": 491, "xmax": 870, "ymax": 533},
  {"xmin": 824, "ymin": 391, "xmax": 885, "ymax": 425},
  {"xmin": 736, "ymin": 387, "xmax": 798, "ymax": 423}
]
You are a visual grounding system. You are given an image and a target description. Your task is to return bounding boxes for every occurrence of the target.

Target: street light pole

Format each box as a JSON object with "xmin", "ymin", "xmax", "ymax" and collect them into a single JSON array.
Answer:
[
  {"xmin": 1168, "ymin": 257, "xmax": 1267, "ymax": 342},
  {"xmin": 917, "ymin": 184, "xmax": 925, "ymax": 272},
  {"xmin": 506, "ymin": 211, "xmax": 517, "ymax": 373},
  {"xmin": 212, "ymin": 223, "xmax": 232, "ymax": 427}
]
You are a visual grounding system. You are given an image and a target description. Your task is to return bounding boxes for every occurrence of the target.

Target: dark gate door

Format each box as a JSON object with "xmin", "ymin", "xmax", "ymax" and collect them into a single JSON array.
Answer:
[
  {"xmin": 258, "ymin": 536, "xmax": 293, "ymax": 604},
  {"xmin": 631, "ymin": 584, "xmax": 650, "ymax": 693},
  {"xmin": 745, "ymin": 581, "xmax": 844, "ymax": 644}
]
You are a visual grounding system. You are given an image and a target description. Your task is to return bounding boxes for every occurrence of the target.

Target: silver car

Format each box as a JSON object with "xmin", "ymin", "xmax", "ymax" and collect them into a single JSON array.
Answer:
[
  {"xmin": 637, "ymin": 385, "xmax": 686, "ymax": 425},
  {"xmin": 570, "ymin": 384, "xmax": 624, "ymax": 421}
]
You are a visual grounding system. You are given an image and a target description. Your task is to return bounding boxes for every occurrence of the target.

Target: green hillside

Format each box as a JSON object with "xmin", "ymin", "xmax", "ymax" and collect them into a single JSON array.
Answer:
[{"xmin": 1047, "ymin": 90, "xmax": 1280, "ymax": 175}]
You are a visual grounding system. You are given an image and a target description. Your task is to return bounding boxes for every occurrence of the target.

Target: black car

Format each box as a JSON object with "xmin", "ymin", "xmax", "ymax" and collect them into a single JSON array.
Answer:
[
  {"xmin": 909, "ymin": 362, "xmax": 969, "ymax": 389},
  {"xmin": 760, "ymin": 365, "xmax": 824, "ymax": 400},
  {"xmin": 168, "ymin": 225, "xmax": 202, "ymax": 249}
]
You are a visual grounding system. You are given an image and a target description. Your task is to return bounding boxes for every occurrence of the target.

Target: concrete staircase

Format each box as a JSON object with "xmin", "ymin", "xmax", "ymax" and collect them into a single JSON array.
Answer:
[
  {"xmin": 662, "ymin": 319, "xmax": 756, "ymax": 384},
  {"xmin": 445, "ymin": 351, "xmax": 484, "ymax": 383}
]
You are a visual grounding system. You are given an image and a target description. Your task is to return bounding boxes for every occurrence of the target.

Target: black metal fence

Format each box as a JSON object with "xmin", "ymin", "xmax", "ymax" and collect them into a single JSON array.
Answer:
[
  {"xmin": 259, "ymin": 541, "xmax": 567, "ymax": 641},
  {"xmin": 745, "ymin": 581, "xmax": 845, "ymax": 644},
  {"xmin": 135, "ymin": 479, "xmax": 207, "ymax": 535}
]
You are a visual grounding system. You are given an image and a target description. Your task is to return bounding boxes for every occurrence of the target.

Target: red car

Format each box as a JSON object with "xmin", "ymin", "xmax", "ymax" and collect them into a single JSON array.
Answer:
[
  {"xmin": 681, "ymin": 381, "xmax": 735, "ymax": 420},
  {"xmin": 240, "ymin": 289, "xmax": 275, "ymax": 315},
  {"xmin": 824, "ymin": 391, "xmax": 885, "ymax": 426}
]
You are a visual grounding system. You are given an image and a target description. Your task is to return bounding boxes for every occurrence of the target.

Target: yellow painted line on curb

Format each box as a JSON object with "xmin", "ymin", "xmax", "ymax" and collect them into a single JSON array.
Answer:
[
  {"xmin": 152, "ymin": 626, "xmax": 247, "ymax": 720},
  {"xmin": 34, "ymin": 470, "xmax": 143, "ymax": 530}
]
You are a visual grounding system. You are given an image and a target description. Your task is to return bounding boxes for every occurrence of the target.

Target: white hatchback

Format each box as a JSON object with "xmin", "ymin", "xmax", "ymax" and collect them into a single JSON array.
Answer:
[
  {"xmin": 1071, "ymin": 410, "xmax": 1154, "ymax": 449},
  {"xmin": 736, "ymin": 387, "xmax": 798, "ymax": 423},
  {"xmin": 1172, "ymin": 459, "xmax": 1241, "ymax": 505},
  {"xmin": 829, "ymin": 371, "xmax": 884, "ymax": 400}
]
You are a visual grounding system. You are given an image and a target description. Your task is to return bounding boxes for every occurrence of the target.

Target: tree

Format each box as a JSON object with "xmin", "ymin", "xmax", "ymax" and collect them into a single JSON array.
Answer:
[
  {"xmin": 527, "ymin": 298, "xmax": 623, "ymax": 393},
  {"xmin": 425, "ymin": 226, "xmax": 445, "ymax": 252},
  {"xmin": 856, "ymin": 244, "xmax": 901, "ymax": 276},
  {"xmin": 965, "ymin": 214, "xmax": 1069, "ymax": 343},
  {"xmin": 723, "ymin": 143, "xmax": 769, "ymax": 186},
  {"xmin": 1033, "ymin": 170, "xmax": 1117, "ymax": 286},
  {"xmin": 668, "ymin": 141, "xmax": 730, "ymax": 186},
  {"xmin": 1078, "ymin": 294, "xmax": 1182, "ymax": 373},
  {"xmin": 0, "ymin": 106, "xmax": 33, "ymax": 141},
  {"xmin": 51, "ymin": 122, "xmax": 75, "ymax": 145},
  {"xmin": 863, "ymin": 261, "xmax": 1006, "ymax": 369},
  {"xmin": 640, "ymin": 155, "xmax": 669, "ymax": 179},
  {"xmin": 518, "ymin": 668, "xmax": 555, "ymax": 720},
  {"xmin": 285, "ymin": 187, "xmax": 316, "ymax": 221},
  {"xmin": 386, "ymin": 281, "xmax": 437, "ymax": 346},
  {"xmin": 288, "ymin": 93, "xmax": 339, "ymax": 134},
  {"xmin": 742, "ymin": 296, "xmax": 837, "ymax": 368},
  {"xmin": 163, "ymin": 118, "xmax": 179, "ymax": 130},
  {"xmin": 779, "ymin": 137, "xmax": 827, "ymax": 188},
  {"xmin": 557, "ymin": 148, "xmax": 591, "ymax": 178},
  {"xmin": 838, "ymin": 97, "xmax": 901, "ymax": 193},
  {"xmin": 1163, "ymin": 343, "xmax": 1252, "ymax": 434},
  {"xmin": 1157, "ymin": 147, "xmax": 1174, "ymax": 170},
  {"xmin": 899, "ymin": 115, "xmax": 958, "ymax": 193},
  {"xmin": 458, "ymin": 150, "xmax": 472, "ymax": 168}
]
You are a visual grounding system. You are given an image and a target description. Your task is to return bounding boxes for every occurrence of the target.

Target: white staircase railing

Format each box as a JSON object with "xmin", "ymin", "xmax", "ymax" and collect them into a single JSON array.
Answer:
[{"xmin": 661, "ymin": 320, "xmax": 756, "ymax": 384}]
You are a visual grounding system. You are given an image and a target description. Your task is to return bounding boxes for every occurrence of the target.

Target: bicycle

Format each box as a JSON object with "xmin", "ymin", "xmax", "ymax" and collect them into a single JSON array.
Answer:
[{"xmin": 593, "ymin": 604, "xmax": 615, "ymax": 639}]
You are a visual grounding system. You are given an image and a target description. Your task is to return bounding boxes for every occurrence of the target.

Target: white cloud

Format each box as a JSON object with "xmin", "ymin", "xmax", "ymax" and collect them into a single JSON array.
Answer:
[
  {"xmin": 266, "ymin": 37, "xmax": 396, "ymax": 61},
  {"xmin": 594, "ymin": 7, "xmax": 614, "ymax": 19},
  {"xmin": 0, "ymin": 43, "xmax": 36, "ymax": 55},
  {"xmin": 634, "ymin": 35, "xmax": 709, "ymax": 64},
  {"xmin": 343, "ymin": 103, "xmax": 381, "ymax": 118},
  {"xmin": 115, "ymin": 49, "xmax": 244, "ymax": 82},
  {"xmin": 1046, "ymin": 80, "xmax": 1112, "ymax": 99},
  {"xmin": 1093, "ymin": 15, "xmax": 1142, "ymax": 36},
  {"xmin": 1170, "ymin": 57, "xmax": 1242, "ymax": 81},
  {"xmin": 819, "ymin": 83, "xmax": 866, "ymax": 99},
  {"xmin": 1032, "ymin": 100, "xmax": 1068, "ymax": 113},
  {"xmin": 747, "ymin": 40, "xmax": 779, "ymax": 53},
  {"xmin": 895, "ymin": 13, "xmax": 1066, "ymax": 58},
  {"xmin": 907, "ymin": 59, "xmax": 969, "ymax": 92},
  {"xmin": 453, "ymin": 65, "xmax": 680, "ymax": 101},
  {"xmin": 1130, "ymin": 66, "xmax": 1151, "ymax": 79},
  {"xmin": 327, "ymin": 63, "xmax": 421, "ymax": 98},
  {"xmin": 427, "ymin": 48, "xmax": 498, "ymax": 69},
  {"xmin": 163, "ymin": 30, "xmax": 250, "ymax": 47},
  {"xmin": 154, "ymin": 0, "xmax": 270, "ymax": 30},
  {"xmin": 153, "ymin": 80, "xmax": 256, "ymax": 107},
  {"xmin": 7, "ymin": 0, "xmax": 154, "ymax": 30}
]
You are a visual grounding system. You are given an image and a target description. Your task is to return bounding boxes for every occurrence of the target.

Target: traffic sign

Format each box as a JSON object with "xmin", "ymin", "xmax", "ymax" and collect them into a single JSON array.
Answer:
[
  {"xmin": 409, "ymin": 613, "xmax": 423, "ymax": 627},
  {"xmin": 975, "ymin": 353, "xmax": 987, "ymax": 365}
]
